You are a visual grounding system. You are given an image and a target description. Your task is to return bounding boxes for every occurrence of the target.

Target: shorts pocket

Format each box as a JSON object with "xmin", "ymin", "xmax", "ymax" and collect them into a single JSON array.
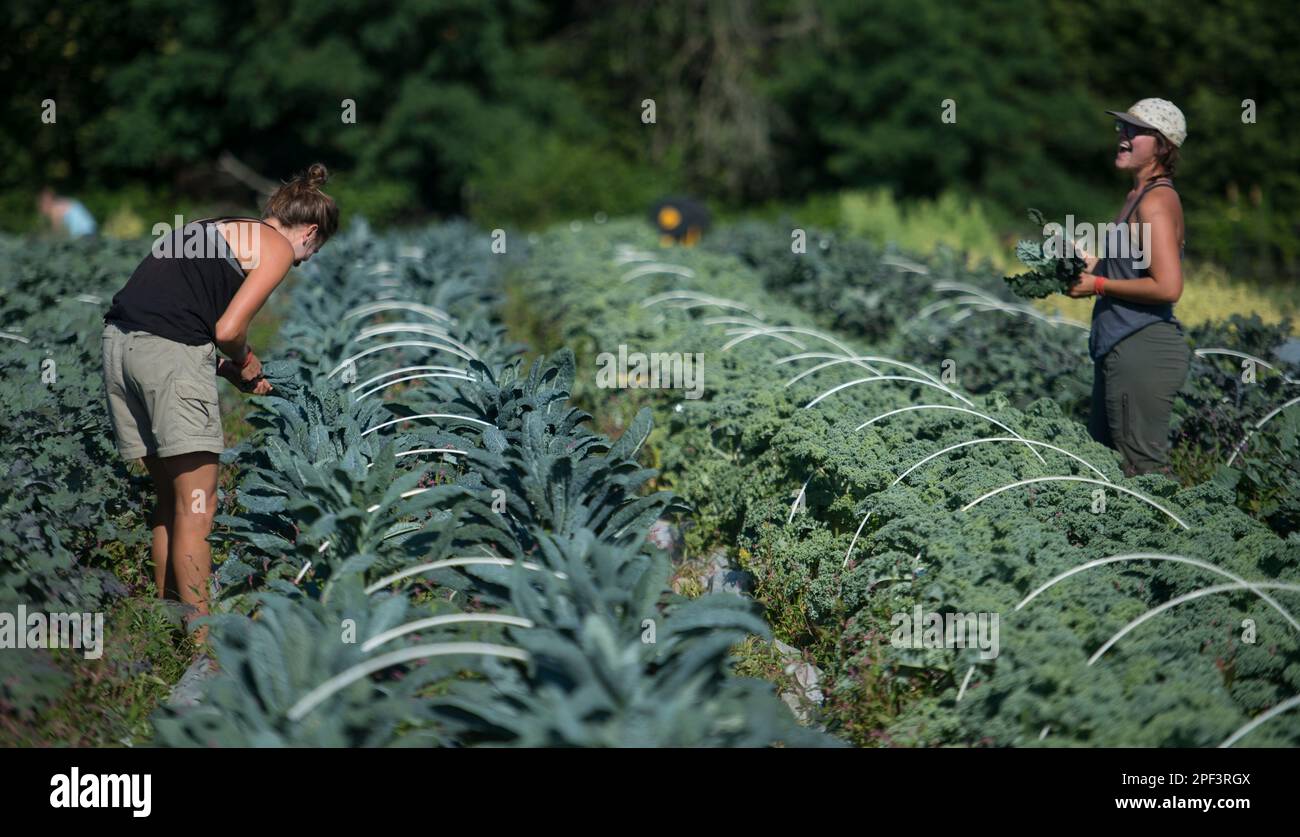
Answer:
[{"xmin": 174, "ymin": 380, "xmax": 221, "ymax": 435}]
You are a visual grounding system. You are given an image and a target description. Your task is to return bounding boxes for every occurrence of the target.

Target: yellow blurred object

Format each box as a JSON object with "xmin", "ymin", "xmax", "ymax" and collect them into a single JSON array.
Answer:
[
  {"xmin": 102, "ymin": 205, "xmax": 146, "ymax": 239},
  {"xmin": 657, "ymin": 206, "xmax": 682, "ymax": 229}
]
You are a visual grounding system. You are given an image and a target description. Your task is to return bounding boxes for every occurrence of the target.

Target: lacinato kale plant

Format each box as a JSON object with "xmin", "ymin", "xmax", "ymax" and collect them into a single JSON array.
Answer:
[{"xmin": 152, "ymin": 223, "xmax": 829, "ymax": 748}]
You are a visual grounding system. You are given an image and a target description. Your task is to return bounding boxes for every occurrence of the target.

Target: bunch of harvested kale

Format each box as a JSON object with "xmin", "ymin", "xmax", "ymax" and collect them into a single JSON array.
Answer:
[{"xmin": 1003, "ymin": 208, "xmax": 1084, "ymax": 299}]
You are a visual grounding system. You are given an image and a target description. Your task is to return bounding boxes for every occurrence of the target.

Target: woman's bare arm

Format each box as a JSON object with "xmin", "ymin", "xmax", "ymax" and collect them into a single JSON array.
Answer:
[{"xmin": 213, "ymin": 223, "xmax": 294, "ymax": 359}]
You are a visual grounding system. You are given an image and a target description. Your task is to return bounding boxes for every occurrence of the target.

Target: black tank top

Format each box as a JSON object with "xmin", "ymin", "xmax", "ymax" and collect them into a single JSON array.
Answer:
[{"xmin": 104, "ymin": 217, "xmax": 268, "ymax": 345}]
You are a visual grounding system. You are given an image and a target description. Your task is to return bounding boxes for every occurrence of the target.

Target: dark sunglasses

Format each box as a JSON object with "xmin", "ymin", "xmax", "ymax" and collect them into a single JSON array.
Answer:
[{"xmin": 1115, "ymin": 121, "xmax": 1156, "ymax": 140}]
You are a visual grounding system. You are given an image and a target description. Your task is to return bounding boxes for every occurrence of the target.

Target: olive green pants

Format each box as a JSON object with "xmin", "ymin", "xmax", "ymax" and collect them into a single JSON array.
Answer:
[{"xmin": 1088, "ymin": 321, "xmax": 1190, "ymax": 476}]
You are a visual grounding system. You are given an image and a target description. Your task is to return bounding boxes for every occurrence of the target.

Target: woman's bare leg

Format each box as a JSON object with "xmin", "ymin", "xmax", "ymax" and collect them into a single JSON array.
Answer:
[
  {"xmin": 162, "ymin": 452, "xmax": 219, "ymax": 647},
  {"xmin": 141, "ymin": 455, "xmax": 176, "ymax": 598}
]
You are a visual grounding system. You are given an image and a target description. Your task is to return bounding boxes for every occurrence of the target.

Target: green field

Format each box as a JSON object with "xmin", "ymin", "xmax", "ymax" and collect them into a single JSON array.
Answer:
[{"xmin": 3, "ymin": 216, "xmax": 1297, "ymax": 747}]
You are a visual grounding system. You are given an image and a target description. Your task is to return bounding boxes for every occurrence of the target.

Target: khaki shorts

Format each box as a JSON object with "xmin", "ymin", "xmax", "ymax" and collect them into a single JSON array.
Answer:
[{"xmin": 101, "ymin": 322, "xmax": 225, "ymax": 460}]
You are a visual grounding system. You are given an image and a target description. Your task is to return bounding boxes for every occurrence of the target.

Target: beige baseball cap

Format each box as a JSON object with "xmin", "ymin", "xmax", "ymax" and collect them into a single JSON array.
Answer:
[{"xmin": 1106, "ymin": 98, "xmax": 1187, "ymax": 147}]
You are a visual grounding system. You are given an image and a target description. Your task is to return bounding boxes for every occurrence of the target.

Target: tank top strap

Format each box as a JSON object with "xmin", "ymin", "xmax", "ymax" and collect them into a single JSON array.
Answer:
[
  {"xmin": 201, "ymin": 216, "xmax": 276, "ymax": 229},
  {"xmin": 1120, "ymin": 178, "xmax": 1176, "ymax": 223}
]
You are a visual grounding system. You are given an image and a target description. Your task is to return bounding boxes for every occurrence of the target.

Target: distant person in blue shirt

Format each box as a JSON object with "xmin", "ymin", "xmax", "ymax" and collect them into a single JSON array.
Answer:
[{"xmin": 38, "ymin": 187, "xmax": 97, "ymax": 237}]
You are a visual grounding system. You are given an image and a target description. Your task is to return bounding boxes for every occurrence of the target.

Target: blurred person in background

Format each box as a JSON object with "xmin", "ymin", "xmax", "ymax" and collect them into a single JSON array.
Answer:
[
  {"xmin": 650, "ymin": 195, "xmax": 711, "ymax": 246},
  {"xmin": 1068, "ymin": 99, "xmax": 1190, "ymax": 477},
  {"xmin": 38, "ymin": 187, "xmax": 98, "ymax": 237},
  {"xmin": 99, "ymin": 164, "xmax": 338, "ymax": 693}
]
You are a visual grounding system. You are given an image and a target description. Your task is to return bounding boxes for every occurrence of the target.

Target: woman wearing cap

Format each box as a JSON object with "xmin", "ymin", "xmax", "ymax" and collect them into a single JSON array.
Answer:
[
  {"xmin": 101, "ymin": 164, "xmax": 339, "ymax": 650},
  {"xmin": 1068, "ymin": 99, "xmax": 1190, "ymax": 477}
]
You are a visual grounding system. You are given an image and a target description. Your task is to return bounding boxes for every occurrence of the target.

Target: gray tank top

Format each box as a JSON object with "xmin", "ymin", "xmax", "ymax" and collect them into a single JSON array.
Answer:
[{"xmin": 1088, "ymin": 177, "xmax": 1182, "ymax": 360}]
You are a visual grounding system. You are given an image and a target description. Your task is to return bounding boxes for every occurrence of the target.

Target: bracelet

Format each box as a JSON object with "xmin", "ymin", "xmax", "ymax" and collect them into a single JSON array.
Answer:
[{"xmin": 1094, "ymin": 277, "xmax": 1107, "ymax": 297}]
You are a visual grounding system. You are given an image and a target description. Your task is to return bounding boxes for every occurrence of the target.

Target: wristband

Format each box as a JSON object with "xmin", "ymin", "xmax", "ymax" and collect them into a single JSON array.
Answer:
[
  {"xmin": 239, "ymin": 347, "xmax": 254, "ymax": 369},
  {"xmin": 1094, "ymin": 277, "xmax": 1106, "ymax": 297}
]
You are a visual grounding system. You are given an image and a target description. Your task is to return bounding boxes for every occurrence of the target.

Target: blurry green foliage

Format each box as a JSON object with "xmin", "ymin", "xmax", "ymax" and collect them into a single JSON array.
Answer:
[
  {"xmin": 326, "ymin": 176, "xmax": 419, "ymax": 229},
  {"xmin": 466, "ymin": 134, "xmax": 676, "ymax": 230},
  {"xmin": 839, "ymin": 190, "xmax": 1012, "ymax": 269},
  {"xmin": 4, "ymin": 0, "xmax": 1299, "ymax": 271}
]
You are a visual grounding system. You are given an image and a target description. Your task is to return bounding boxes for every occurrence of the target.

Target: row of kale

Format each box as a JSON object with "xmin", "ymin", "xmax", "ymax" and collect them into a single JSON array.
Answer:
[
  {"xmin": 520, "ymin": 220, "xmax": 1300, "ymax": 746},
  {"xmin": 705, "ymin": 223, "xmax": 1299, "ymax": 537},
  {"xmin": 154, "ymin": 220, "xmax": 831, "ymax": 746}
]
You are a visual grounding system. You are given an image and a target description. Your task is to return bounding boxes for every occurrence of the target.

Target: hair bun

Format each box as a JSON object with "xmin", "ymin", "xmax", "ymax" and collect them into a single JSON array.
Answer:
[{"xmin": 305, "ymin": 163, "xmax": 329, "ymax": 188}]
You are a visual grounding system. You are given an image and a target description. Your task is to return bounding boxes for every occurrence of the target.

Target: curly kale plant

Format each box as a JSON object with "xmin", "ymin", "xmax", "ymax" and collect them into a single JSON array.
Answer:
[
  {"xmin": 1004, "ymin": 209, "xmax": 1083, "ymax": 299},
  {"xmin": 527, "ymin": 219, "xmax": 1300, "ymax": 749}
]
